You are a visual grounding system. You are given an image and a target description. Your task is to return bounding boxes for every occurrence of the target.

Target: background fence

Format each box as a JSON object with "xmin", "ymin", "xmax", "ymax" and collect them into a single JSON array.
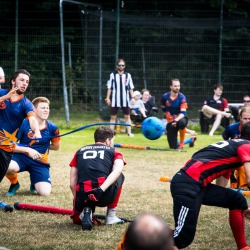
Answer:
[{"xmin": 1, "ymin": 0, "xmax": 250, "ymax": 122}]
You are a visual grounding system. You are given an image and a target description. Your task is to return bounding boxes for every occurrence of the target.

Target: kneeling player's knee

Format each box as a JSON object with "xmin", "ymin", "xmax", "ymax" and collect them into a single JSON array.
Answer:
[
  {"xmin": 36, "ymin": 183, "xmax": 51, "ymax": 196},
  {"xmin": 174, "ymin": 225, "xmax": 196, "ymax": 249},
  {"xmin": 228, "ymin": 190, "xmax": 248, "ymax": 210}
]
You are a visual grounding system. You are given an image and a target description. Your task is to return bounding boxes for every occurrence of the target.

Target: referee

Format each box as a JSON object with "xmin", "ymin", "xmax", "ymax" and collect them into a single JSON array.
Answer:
[{"xmin": 105, "ymin": 58, "xmax": 135, "ymax": 137}]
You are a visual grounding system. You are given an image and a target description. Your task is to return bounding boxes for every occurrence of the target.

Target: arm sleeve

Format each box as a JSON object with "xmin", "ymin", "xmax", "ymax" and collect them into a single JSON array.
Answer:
[
  {"xmin": 106, "ymin": 73, "xmax": 113, "ymax": 88},
  {"xmin": 114, "ymin": 150, "xmax": 127, "ymax": 166},
  {"xmin": 69, "ymin": 152, "xmax": 78, "ymax": 168},
  {"xmin": 222, "ymin": 98, "xmax": 229, "ymax": 109},
  {"xmin": 237, "ymin": 144, "xmax": 250, "ymax": 163}
]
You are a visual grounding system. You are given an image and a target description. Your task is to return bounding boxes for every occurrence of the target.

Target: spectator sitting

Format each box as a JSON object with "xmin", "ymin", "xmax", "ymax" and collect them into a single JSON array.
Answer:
[
  {"xmin": 230, "ymin": 95, "xmax": 250, "ymax": 122},
  {"xmin": 141, "ymin": 88, "xmax": 158, "ymax": 117},
  {"xmin": 200, "ymin": 83, "xmax": 231, "ymax": 136},
  {"xmin": 129, "ymin": 90, "xmax": 147, "ymax": 118}
]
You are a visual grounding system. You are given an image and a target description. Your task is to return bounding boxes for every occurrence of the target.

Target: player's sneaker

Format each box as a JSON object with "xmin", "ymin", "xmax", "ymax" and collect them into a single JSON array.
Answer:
[
  {"xmin": 6, "ymin": 182, "xmax": 20, "ymax": 197},
  {"xmin": 82, "ymin": 207, "xmax": 93, "ymax": 230},
  {"xmin": 30, "ymin": 184, "xmax": 37, "ymax": 195},
  {"xmin": 189, "ymin": 137, "xmax": 197, "ymax": 147},
  {"xmin": 105, "ymin": 215, "xmax": 124, "ymax": 225},
  {"xmin": 177, "ymin": 144, "xmax": 184, "ymax": 152},
  {"xmin": 105, "ymin": 208, "xmax": 124, "ymax": 225},
  {"xmin": 128, "ymin": 133, "xmax": 134, "ymax": 137}
]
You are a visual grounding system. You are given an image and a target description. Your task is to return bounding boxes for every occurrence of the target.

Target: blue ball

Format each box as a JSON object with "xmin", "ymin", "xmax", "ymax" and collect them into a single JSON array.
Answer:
[{"xmin": 141, "ymin": 117, "xmax": 165, "ymax": 140}]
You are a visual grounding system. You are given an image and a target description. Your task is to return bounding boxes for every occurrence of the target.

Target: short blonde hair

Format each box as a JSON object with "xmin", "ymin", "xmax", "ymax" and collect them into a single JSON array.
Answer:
[
  {"xmin": 32, "ymin": 97, "xmax": 50, "ymax": 108},
  {"xmin": 240, "ymin": 106, "xmax": 250, "ymax": 117}
]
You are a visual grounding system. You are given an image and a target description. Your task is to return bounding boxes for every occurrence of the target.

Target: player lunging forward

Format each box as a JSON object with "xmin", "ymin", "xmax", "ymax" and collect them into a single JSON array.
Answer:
[{"xmin": 171, "ymin": 121, "xmax": 250, "ymax": 250}]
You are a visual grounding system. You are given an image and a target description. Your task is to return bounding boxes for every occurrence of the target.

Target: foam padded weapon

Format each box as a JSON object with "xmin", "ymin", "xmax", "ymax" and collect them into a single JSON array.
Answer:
[
  {"xmin": 14, "ymin": 202, "xmax": 133, "ymax": 222},
  {"xmin": 0, "ymin": 200, "xmax": 13, "ymax": 212},
  {"xmin": 159, "ymin": 176, "xmax": 250, "ymax": 196},
  {"xmin": 114, "ymin": 143, "xmax": 184, "ymax": 152},
  {"xmin": 14, "ymin": 202, "xmax": 72, "ymax": 215}
]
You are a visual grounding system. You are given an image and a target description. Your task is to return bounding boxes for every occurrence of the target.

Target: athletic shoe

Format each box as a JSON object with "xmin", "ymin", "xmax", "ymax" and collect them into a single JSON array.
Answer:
[
  {"xmin": 177, "ymin": 144, "xmax": 184, "ymax": 152},
  {"xmin": 189, "ymin": 137, "xmax": 197, "ymax": 147},
  {"xmin": 105, "ymin": 208, "xmax": 125, "ymax": 225},
  {"xmin": 128, "ymin": 133, "xmax": 134, "ymax": 137},
  {"xmin": 6, "ymin": 182, "xmax": 20, "ymax": 197},
  {"xmin": 105, "ymin": 215, "xmax": 124, "ymax": 225},
  {"xmin": 30, "ymin": 184, "xmax": 37, "ymax": 195},
  {"xmin": 82, "ymin": 207, "xmax": 93, "ymax": 230}
]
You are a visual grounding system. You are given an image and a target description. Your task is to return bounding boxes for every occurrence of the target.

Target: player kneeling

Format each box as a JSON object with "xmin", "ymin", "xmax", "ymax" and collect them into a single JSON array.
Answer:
[{"xmin": 69, "ymin": 126, "xmax": 126, "ymax": 230}]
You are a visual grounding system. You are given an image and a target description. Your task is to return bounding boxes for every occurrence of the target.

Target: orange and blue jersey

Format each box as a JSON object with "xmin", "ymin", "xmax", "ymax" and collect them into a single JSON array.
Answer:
[
  {"xmin": 16, "ymin": 119, "xmax": 60, "ymax": 164},
  {"xmin": 222, "ymin": 122, "xmax": 241, "ymax": 140},
  {"xmin": 0, "ymin": 89, "xmax": 35, "ymax": 152},
  {"xmin": 161, "ymin": 92, "xmax": 188, "ymax": 122}
]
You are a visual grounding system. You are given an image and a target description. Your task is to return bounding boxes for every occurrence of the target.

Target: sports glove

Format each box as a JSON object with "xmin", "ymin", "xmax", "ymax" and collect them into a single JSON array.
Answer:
[{"xmin": 85, "ymin": 187, "xmax": 104, "ymax": 202}]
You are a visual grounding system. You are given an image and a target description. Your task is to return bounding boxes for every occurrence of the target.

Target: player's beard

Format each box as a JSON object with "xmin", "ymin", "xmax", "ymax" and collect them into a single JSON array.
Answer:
[{"xmin": 16, "ymin": 89, "xmax": 24, "ymax": 95}]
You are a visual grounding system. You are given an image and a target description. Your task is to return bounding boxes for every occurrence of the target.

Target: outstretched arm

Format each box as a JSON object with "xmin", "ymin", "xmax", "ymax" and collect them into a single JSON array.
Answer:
[{"xmin": 28, "ymin": 116, "xmax": 42, "ymax": 138}]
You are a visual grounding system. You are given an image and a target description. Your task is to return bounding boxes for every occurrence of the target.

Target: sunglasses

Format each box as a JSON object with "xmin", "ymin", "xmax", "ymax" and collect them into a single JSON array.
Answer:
[
  {"xmin": 117, "ymin": 64, "xmax": 125, "ymax": 67},
  {"xmin": 244, "ymin": 100, "xmax": 250, "ymax": 103}
]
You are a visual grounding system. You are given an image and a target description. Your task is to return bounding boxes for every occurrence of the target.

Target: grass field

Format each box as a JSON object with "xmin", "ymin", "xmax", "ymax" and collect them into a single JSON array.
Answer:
[{"xmin": 0, "ymin": 112, "xmax": 249, "ymax": 250}]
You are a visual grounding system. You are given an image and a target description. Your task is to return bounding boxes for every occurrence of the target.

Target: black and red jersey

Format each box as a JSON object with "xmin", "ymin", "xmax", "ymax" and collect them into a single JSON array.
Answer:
[
  {"xmin": 182, "ymin": 139, "xmax": 250, "ymax": 186},
  {"xmin": 203, "ymin": 96, "xmax": 228, "ymax": 111},
  {"xmin": 69, "ymin": 143, "xmax": 126, "ymax": 191}
]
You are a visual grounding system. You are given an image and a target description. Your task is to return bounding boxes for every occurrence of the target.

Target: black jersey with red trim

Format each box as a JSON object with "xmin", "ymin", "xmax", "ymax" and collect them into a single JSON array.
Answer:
[
  {"xmin": 69, "ymin": 143, "xmax": 126, "ymax": 191},
  {"xmin": 182, "ymin": 139, "xmax": 250, "ymax": 186},
  {"xmin": 203, "ymin": 96, "xmax": 228, "ymax": 111}
]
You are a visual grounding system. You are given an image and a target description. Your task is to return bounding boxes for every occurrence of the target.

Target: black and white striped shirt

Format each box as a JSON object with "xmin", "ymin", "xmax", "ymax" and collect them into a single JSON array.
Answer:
[{"xmin": 107, "ymin": 71, "xmax": 134, "ymax": 107}]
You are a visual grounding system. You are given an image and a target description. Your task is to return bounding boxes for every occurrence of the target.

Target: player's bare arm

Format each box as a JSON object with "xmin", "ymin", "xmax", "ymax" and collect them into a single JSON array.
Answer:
[
  {"xmin": 215, "ymin": 176, "xmax": 229, "ymax": 187},
  {"xmin": 49, "ymin": 141, "xmax": 61, "ymax": 151},
  {"xmin": 106, "ymin": 88, "xmax": 111, "ymax": 106},
  {"xmin": 69, "ymin": 167, "xmax": 78, "ymax": 197},
  {"xmin": 100, "ymin": 159, "xmax": 124, "ymax": 192},
  {"xmin": 0, "ymin": 86, "xmax": 18, "ymax": 102},
  {"xmin": 28, "ymin": 116, "xmax": 42, "ymax": 138},
  {"xmin": 14, "ymin": 145, "xmax": 42, "ymax": 160},
  {"xmin": 243, "ymin": 162, "xmax": 250, "ymax": 187}
]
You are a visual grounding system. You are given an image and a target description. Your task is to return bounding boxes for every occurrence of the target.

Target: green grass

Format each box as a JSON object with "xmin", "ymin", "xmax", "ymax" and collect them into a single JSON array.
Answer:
[{"xmin": 0, "ymin": 113, "xmax": 249, "ymax": 249}]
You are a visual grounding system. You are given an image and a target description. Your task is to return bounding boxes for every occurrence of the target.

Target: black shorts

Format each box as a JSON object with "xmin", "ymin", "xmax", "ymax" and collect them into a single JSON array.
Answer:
[
  {"xmin": 171, "ymin": 170, "xmax": 248, "ymax": 248},
  {"xmin": 110, "ymin": 107, "xmax": 130, "ymax": 116},
  {"xmin": 74, "ymin": 173, "xmax": 125, "ymax": 211},
  {"xmin": 0, "ymin": 149, "xmax": 13, "ymax": 182}
]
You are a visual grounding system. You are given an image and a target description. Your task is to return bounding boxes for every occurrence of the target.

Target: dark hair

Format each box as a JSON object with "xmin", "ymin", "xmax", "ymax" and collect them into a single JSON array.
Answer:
[
  {"xmin": 9, "ymin": 69, "xmax": 30, "ymax": 88},
  {"xmin": 117, "ymin": 58, "xmax": 126, "ymax": 66},
  {"xmin": 123, "ymin": 213, "xmax": 174, "ymax": 250},
  {"xmin": 94, "ymin": 126, "xmax": 115, "ymax": 143},
  {"xmin": 141, "ymin": 89, "xmax": 150, "ymax": 95},
  {"xmin": 240, "ymin": 121, "xmax": 250, "ymax": 140},
  {"xmin": 213, "ymin": 84, "xmax": 223, "ymax": 91}
]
